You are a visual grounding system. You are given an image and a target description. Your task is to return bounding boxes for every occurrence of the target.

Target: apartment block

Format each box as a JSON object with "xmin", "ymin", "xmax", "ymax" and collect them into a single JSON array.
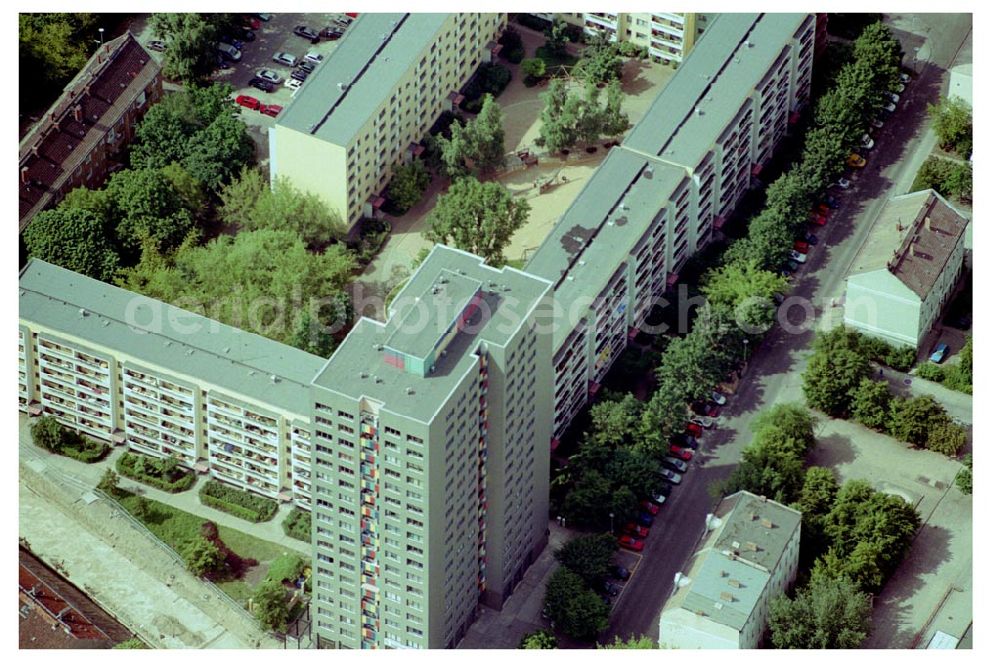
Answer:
[
  {"xmin": 270, "ymin": 13, "xmax": 506, "ymax": 233},
  {"xmin": 18, "ymin": 260, "xmax": 326, "ymax": 509},
  {"xmin": 525, "ymin": 13, "xmax": 816, "ymax": 440},
  {"xmin": 19, "ymin": 33, "xmax": 163, "ymax": 232},
  {"xmin": 658, "ymin": 491, "xmax": 802, "ymax": 649},
  {"xmin": 309, "ymin": 245, "xmax": 553, "ymax": 649},
  {"xmin": 845, "ymin": 189, "xmax": 969, "ymax": 349}
]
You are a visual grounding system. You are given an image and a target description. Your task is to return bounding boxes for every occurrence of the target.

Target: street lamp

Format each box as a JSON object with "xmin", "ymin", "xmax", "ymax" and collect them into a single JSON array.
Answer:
[
  {"xmin": 609, "ymin": 512, "xmax": 615, "ymax": 534},
  {"xmin": 742, "ymin": 338, "xmax": 750, "ymax": 364},
  {"xmin": 99, "ymin": 28, "xmax": 105, "ymax": 44}
]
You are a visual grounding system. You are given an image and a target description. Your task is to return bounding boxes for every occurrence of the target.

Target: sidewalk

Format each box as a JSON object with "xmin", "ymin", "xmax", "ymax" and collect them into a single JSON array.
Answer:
[{"xmin": 18, "ymin": 414, "xmax": 310, "ymax": 556}]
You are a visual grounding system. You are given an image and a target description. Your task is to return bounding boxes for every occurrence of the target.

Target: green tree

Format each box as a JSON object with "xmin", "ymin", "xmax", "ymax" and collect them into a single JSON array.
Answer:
[
  {"xmin": 424, "ymin": 178, "xmax": 529, "ymax": 266},
  {"xmin": 602, "ymin": 80, "xmax": 630, "ymax": 137},
  {"xmin": 746, "ymin": 209, "xmax": 796, "ymax": 272},
  {"xmin": 638, "ymin": 384, "xmax": 688, "ymax": 452},
  {"xmin": 803, "ymin": 345, "xmax": 871, "ymax": 417},
  {"xmin": 23, "ymin": 208, "xmax": 121, "ymax": 281},
  {"xmin": 522, "ymin": 57, "xmax": 547, "ymax": 80},
  {"xmin": 852, "ymin": 22, "xmax": 902, "ymax": 94},
  {"xmin": 242, "ymin": 176, "xmax": 345, "ymax": 248},
  {"xmin": 561, "ymin": 469, "xmax": 612, "ymax": 527},
  {"xmin": 768, "ymin": 572, "xmax": 871, "ymax": 649},
  {"xmin": 543, "ymin": 567, "xmax": 609, "ymax": 641},
  {"xmin": 539, "ymin": 79, "xmax": 576, "ymax": 152},
  {"xmin": 131, "ymin": 497, "xmax": 153, "ymax": 522},
  {"xmin": 888, "ymin": 395, "xmax": 951, "ymax": 447},
  {"xmin": 794, "ymin": 466, "xmax": 840, "ymax": 564},
  {"xmin": 849, "ymin": 378, "xmax": 893, "ymax": 431},
  {"xmin": 160, "ymin": 163, "xmax": 209, "ymax": 219},
  {"xmin": 588, "ymin": 395, "xmax": 643, "ymax": 449},
  {"xmin": 574, "ymin": 32, "xmax": 624, "ymax": 85},
  {"xmin": 575, "ymin": 83, "xmax": 606, "ymax": 146},
  {"xmin": 30, "ymin": 416, "xmax": 64, "ymax": 452},
  {"xmin": 468, "ymin": 94, "xmax": 506, "ymax": 171},
  {"xmin": 184, "ymin": 114, "xmax": 255, "ymax": 191},
  {"xmin": 814, "ymin": 62, "xmax": 877, "ymax": 143},
  {"xmin": 105, "ymin": 168, "xmax": 195, "ymax": 259},
  {"xmin": 19, "ymin": 14, "xmax": 99, "ymax": 110},
  {"xmin": 724, "ymin": 427, "xmax": 809, "ymax": 503},
  {"xmin": 929, "ymin": 97, "xmax": 972, "ymax": 157},
  {"xmin": 387, "ymin": 159, "xmax": 431, "ymax": 213},
  {"xmin": 149, "ymin": 13, "xmax": 220, "ymax": 84},
  {"xmin": 655, "ymin": 334, "xmax": 719, "ymax": 403},
  {"xmin": 801, "ymin": 125, "xmax": 849, "ymax": 190},
  {"xmin": 219, "ymin": 165, "xmax": 268, "ymax": 226},
  {"xmin": 955, "ymin": 454, "xmax": 972, "ymax": 494},
  {"xmin": 252, "ymin": 579, "xmax": 289, "ymax": 631},
  {"xmin": 555, "ymin": 533, "xmax": 617, "ymax": 588},
  {"xmin": 97, "ymin": 468, "xmax": 120, "ymax": 496},
  {"xmin": 599, "ymin": 635, "xmax": 656, "ymax": 649},
  {"xmin": 703, "ymin": 262, "xmax": 787, "ymax": 333},
  {"xmin": 520, "ymin": 629, "xmax": 558, "ymax": 649},
  {"xmin": 545, "ymin": 18, "xmax": 570, "ymax": 55},
  {"xmin": 764, "ymin": 168, "xmax": 815, "ymax": 232},
  {"xmin": 182, "ymin": 536, "xmax": 223, "ymax": 577},
  {"xmin": 751, "ymin": 403, "xmax": 816, "ymax": 453}
]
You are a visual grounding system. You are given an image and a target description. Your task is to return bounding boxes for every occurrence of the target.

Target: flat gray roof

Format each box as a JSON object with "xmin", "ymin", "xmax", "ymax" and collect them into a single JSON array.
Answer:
[
  {"xmin": 524, "ymin": 147, "xmax": 688, "ymax": 347},
  {"xmin": 277, "ymin": 13, "xmax": 449, "ymax": 147},
  {"xmin": 713, "ymin": 491, "xmax": 802, "ymax": 573},
  {"xmin": 678, "ymin": 550, "xmax": 770, "ymax": 630},
  {"xmin": 312, "ymin": 245, "xmax": 552, "ymax": 421},
  {"xmin": 19, "ymin": 260, "xmax": 325, "ymax": 416},
  {"xmin": 625, "ymin": 13, "xmax": 809, "ymax": 168},
  {"xmin": 384, "ymin": 268, "xmax": 483, "ymax": 360}
]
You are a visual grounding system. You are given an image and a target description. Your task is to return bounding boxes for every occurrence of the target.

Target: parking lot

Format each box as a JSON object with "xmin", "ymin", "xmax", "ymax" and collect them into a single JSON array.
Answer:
[{"xmin": 209, "ymin": 13, "xmax": 355, "ymax": 162}]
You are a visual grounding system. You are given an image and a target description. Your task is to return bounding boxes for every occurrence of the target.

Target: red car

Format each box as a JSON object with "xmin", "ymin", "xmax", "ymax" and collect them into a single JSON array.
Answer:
[
  {"xmin": 623, "ymin": 522, "xmax": 649, "ymax": 538},
  {"xmin": 686, "ymin": 422, "xmax": 703, "ymax": 438},
  {"xmin": 244, "ymin": 16, "xmax": 261, "ymax": 30},
  {"xmin": 639, "ymin": 500, "xmax": 660, "ymax": 515},
  {"xmin": 810, "ymin": 212, "xmax": 828, "ymax": 226},
  {"xmin": 618, "ymin": 535, "xmax": 645, "ymax": 552},
  {"xmin": 235, "ymin": 94, "xmax": 261, "ymax": 110},
  {"xmin": 260, "ymin": 104, "xmax": 283, "ymax": 117},
  {"xmin": 793, "ymin": 240, "xmax": 810, "ymax": 254},
  {"xmin": 668, "ymin": 445, "xmax": 693, "ymax": 461},
  {"xmin": 815, "ymin": 203, "xmax": 831, "ymax": 216}
]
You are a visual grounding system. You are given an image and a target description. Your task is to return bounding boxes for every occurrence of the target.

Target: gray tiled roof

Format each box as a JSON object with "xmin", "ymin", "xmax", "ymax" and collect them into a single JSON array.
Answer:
[
  {"xmin": 676, "ymin": 550, "xmax": 770, "ymax": 630},
  {"xmin": 19, "ymin": 260, "xmax": 324, "ymax": 416},
  {"xmin": 276, "ymin": 13, "xmax": 449, "ymax": 147},
  {"xmin": 713, "ymin": 491, "xmax": 802, "ymax": 574},
  {"xmin": 312, "ymin": 245, "xmax": 552, "ymax": 422}
]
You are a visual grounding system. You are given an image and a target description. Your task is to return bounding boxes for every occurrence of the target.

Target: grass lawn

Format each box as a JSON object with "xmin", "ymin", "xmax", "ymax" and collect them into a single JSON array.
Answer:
[
  {"xmin": 117, "ymin": 492, "xmax": 292, "ymax": 603},
  {"xmin": 535, "ymin": 45, "xmax": 579, "ymax": 74}
]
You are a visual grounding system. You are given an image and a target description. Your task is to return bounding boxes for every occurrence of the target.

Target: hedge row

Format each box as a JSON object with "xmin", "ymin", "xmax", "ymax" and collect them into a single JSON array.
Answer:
[
  {"xmin": 199, "ymin": 480, "xmax": 277, "ymax": 522},
  {"xmin": 116, "ymin": 452, "xmax": 196, "ymax": 493},
  {"xmin": 60, "ymin": 440, "xmax": 109, "ymax": 463},
  {"xmin": 282, "ymin": 508, "xmax": 311, "ymax": 543}
]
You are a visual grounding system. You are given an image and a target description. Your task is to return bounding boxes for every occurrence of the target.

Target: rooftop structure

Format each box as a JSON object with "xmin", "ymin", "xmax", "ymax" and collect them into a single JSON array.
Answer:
[
  {"xmin": 19, "ymin": 33, "xmax": 162, "ymax": 230},
  {"xmin": 674, "ymin": 549, "xmax": 770, "ymax": 630}
]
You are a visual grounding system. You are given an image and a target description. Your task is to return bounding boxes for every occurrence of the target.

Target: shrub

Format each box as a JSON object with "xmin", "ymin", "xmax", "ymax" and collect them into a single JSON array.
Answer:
[
  {"xmin": 386, "ymin": 159, "xmax": 431, "ymax": 215},
  {"xmin": 29, "ymin": 416, "xmax": 108, "ymax": 462},
  {"xmin": 113, "ymin": 638, "xmax": 148, "ymax": 649},
  {"xmin": 282, "ymin": 508, "xmax": 311, "ymax": 543},
  {"xmin": 914, "ymin": 362, "xmax": 947, "ymax": 382},
  {"xmin": 617, "ymin": 41, "xmax": 647, "ymax": 58},
  {"xmin": 499, "ymin": 27, "xmax": 525, "ymax": 63},
  {"xmin": 925, "ymin": 421, "xmax": 966, "ymax": 457},
  {"xmin": 522, "ymin": 57, "xmax": 547, "ymax": 81},
  {"xmin": 60, "ymin": 438, "xmax": 109, "ymax": 463},
  {"xmin": 116, "ymin": 451, "xmax": 196, "ymax": 493},
  {"xmin": 252, "ymin": 579, "xmax": 289, "ymax": 631},
  {"xmin": 30, "ymin": 416, "xmax": 63, "ymax": 452},
  {"xmin": 182, "ymin": 536, "xmax": 224, "ymax": 577},
  {"xmin": 884, "ymin": 346, "xmax": 916, "ymax": 371},
  {"xmin": 506, "ymin": 46, "xmax": 525, "ymax": 64},
  {"xmin": 199, "ymin": 480, "xmax": 278, "ymax": 523},
  {"xmin": 460, "ymin": 63, "xmax": 512, "ymax": 111},
  {"xmin": 955, "ymin": 454, "xmax": 972, "ymax": 494},
  {"xmin": 97, "ymin": 469, "xmax": 120, "ymax": 496},
  {"xmin": 351, "ymin": 217, "xmax": 390, "ymax": 264}
]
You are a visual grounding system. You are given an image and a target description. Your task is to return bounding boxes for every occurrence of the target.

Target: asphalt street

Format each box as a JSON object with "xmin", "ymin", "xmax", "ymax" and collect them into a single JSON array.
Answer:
[{"xmin": 603, "ymin": 13, "xmax": 972, "ymax": 644}]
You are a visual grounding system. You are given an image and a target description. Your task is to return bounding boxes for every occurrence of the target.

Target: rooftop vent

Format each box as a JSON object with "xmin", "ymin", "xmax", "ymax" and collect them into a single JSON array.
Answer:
[
  {"xmin": 360, "ymin": 372, "xmax": 369, "ymax": 379},
  {"xmin": 79, "ymin": 308, "xmax": 89, "ymax": 317},
  {"xmin": 713, "ymin": 602, "xmax": 724, "ymax": 611},
  {"xmin": 643, "ymin": 167, "xmax": 654, "ymax": 178},
  {"xmin": 270, "ymin": 374, "xmax": 278, "ymax": 384},
  {"xmin": 745, "ymin": 541, "xmax": 759, "ymax": 552},
  {"xmin": 761, "ymin": 518, "xmax": 773, "ymax": 529},
  {"xmin": 695, "ymin": 107, "xmax": 704, "ymax": 116},
  {"xmin": 405, "ymin": 387, "xmax": 414, "ymax": 395},
  {"xmin": 720, "ymin": 591, "xmax": 734, "ymax": 602},
  {"xmin": 186, "ymin": 349, "xmax": 193, "ymax": 355},
  {"xmin": 727, "ymin": 579, "xmax": 742, "ymax": 589},
  {"xmin": 732, "ymin": 541, "xmax": 741, "ymax": 550},
  {"xmin": 373, "ymin": 375, "xmax": 381, "ymax": 384},
  {"xmin": 163, "ymin": 340, "xmax": 171, "ymax": 347},
  {"xmin": 223, "ymin": 347, "xmax": 231, "ymax": 353},
  {"xmin": 673, "ymin": 572, "xmax": 691, "ymax": 587},
  {"xmin": 102, "ymin": 320, "xmax": 110, "ymax": 327},
  {"xmin": 744, "ymin": 40, "xmax": 754, "ymax": 48}
]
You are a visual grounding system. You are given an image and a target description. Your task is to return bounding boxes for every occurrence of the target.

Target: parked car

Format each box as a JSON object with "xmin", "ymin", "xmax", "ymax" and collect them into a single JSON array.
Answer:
[
  {"xmin": 234, "ymin": 94, "xmax": 261, "ymax": 110},
  {"xmin": 255, "ymin": 69, "xmax": 282, "ymax": 84},
  {"xmin": 298, "ymin": 60, "xmax": 317, "ymax": 73},
  {"xmin": 256, "ymin": 13, "xmax": 274, "ymax": 21},
  {"xmin": 220, "ymin": 35, "xmax": 244, "ymax": 50},
  {"xmin": 249, "ymin": 78, "xmax": 276, "ymax": 93},
  {"xmin": 900, "ymin": 71, "xmax": 912, "ymax": 83},
  {"xmin": 789, "ymin": 250, "xmax": 808, "ymax": 264},
  {"xmin": 859, "ymin": 133, "xmax": 875, "ymax": 150},
  {"xmin": 623, "ymin": 522, "xmax": 649, "ymax": 538},
  {"xmin": 871, "ymin": 118, "xmax": 885, "ymax": 129},
  {"xmin": 290, "ymin": 68, "xmax": 309, "ymax": 82},
  {"xmin": 618, "ymin": 535, "xmax": 645, "ymax": 552},
  {"xmin": 930, "ymin": 343, "xmax": 950, "ymax": 364},
  {"xmin": 810, "ymin": 212, "xmax": 828, "ymax": 226},
  {"xmin": 649, "ymin": 491, "xmax": 668, "ymax": 505},
  {"xmin": 610, "ymin": 564, "xmax": 630, "ymax": 581},
  {"xmin": 815, "ymin": 203, "xmax": 831, "ymax": 216},
  {"xmin": 832, "ymin": 177, "xmax": 851, "ymax": 189},
  {"xmin": 883, "ymin": 101, "xmax": 897, "ymax": 113},
  {"xmin": 710, "ymin": 390, "xmax": 727, "ymax": 406},
  {"xmin": 639, "ymin": 500, "xmax": 660, "ymax": 515},
  {"xmin": 692, "ymin": 401, "xmax": 721, "ymax": 418},
  {"xmin": 259, "ymin": 104, "xmax": 283, "ymax": 118},
  {"xmin": 284, "ymin": 77, "xmax": 303, "ymax": 90},
  {"xmin": 685, "ymin": 422, "xmax": 703, "ymax": 438},
  {"xmin": 847, "ymin": 153, "xmax": 867, "ymax": 169},
  {"xmin": 890, "ymin": 81, "xmax": 905, "ymax": 94},
  {"xmin": 273, "ymin": 51, "xmax": 298, "ymax": 67},
  {"xmin": 689, "ymin": 416, "xmax": 715, "ymax": 429},
  {"xmin": 603, "ymin": 580, "xmax": 622, "ymax": 597},
  {"xmin": 294, "ymin": 25, "xmax": 320, "ymax": 43},
  {"xmin": 244, "ymin": 16, "xmax": 261, "ymax": 30},
  {"xmin": 636, "ymin": 512, "xmax": 654, "ymax": 527},
  {"xmin": 664, "ymin": 458, "xmax": 688, "ymax": 474},
  {"xmin": 147, "ymin": 40, "xmax": 166, "ymax": 52},
  {"xmin": 804, "ymin": 232, "xmax": 820, "ymax": 246},
  {"xmin": 216, "ymin": 42, "xmax": 242, "ymax": 61},
  {"xmin": 784, "ymin": 259, "xmax": 800, "ymax": 273},
  {"xmin": 305, "ymin": 51, "xmax": 325, "ymax": 64},
  {"xmin": 661, "ymin": 470, "xmax": 683, "ymax": 485},
  {"xmin": 886, "ymin": 91, "xmax": 901, "ymax": 104},
  {"xmin": 321, "ymin": 25, "xmax": 345, "ymax": 39},
  {"xmin": 792, "ymin": 240, "xmax": 810, "ymax": 254},
  {"xmin": 822, "ymin": 194, "xmax": 841, "ymax": 209},
  {"xmin": 668, "ymin": 445, "xmax": 693, "ymax": 461},
  {"xmin": 671, "ymin": 433, "xmax": 698, "ymax": 450}
]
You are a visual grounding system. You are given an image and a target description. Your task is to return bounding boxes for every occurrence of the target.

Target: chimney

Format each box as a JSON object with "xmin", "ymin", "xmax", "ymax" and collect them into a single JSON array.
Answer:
[
  {"xmin": 720, "ymin": 591, "xmax": 734, "ymax": 602},
  {"xmin": 761, "ymin": 518, "xmax": 773, "ymax": 528},
  {"xmin": 727, "ymin": 578, "xmax": 742, "ymax": 589},
  {"xmin": 21, "ymin": 166, "xmax": 29, "ymax": 184},
  {"xmin": 924, "ymin": 215, "xmax": 933, "ymax": 231},
  {"xmin": 73, "ymin": 105, "xmax": 82, "ymax": 122},
  {"xmin": 745, "ymin": 541, "xmax": 759, "ymax": 552}
]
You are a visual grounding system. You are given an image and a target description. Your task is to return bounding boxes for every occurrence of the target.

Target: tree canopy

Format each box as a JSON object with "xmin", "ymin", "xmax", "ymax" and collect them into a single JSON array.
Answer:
[
  {"xmin": 555, "ymin": 533, "xmax": 618, "ymax": 588},
  {"xmin": 599, "ymin": 635, "xmax": 656, "ymax": 649},
  {"xmin": 424, "ymin": 177, "xmax": 529, "ymax": 266},
  {"xmin": 768, "ymin": 572, "xmax": 872, "ymax": 648},
  {"xmin": 252, "ymin": 579, "xmax": 289, "ymax": 631},
  {"xmin": 543, "ymin": 567, "xmax": 609, "ymax": 641},
  {"xmin": 23, "ymin": 207, "xmax": 121, "ymax": 282},
  {"xmin": 929, "ymin": 97, "xmax": 972, "ymax": 158},
  {"xmin": 520, "ymin": 629, "xmax": 558, "ymax": 649}
]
